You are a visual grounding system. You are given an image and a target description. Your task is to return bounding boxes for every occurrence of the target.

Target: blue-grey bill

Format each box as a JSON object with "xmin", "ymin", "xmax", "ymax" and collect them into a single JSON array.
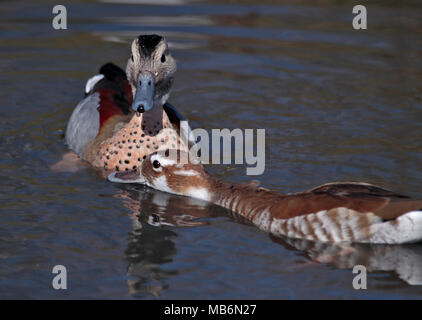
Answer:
[{"xmin": 131, "ymin": 72, "xmax": 155, "ymax": 113}]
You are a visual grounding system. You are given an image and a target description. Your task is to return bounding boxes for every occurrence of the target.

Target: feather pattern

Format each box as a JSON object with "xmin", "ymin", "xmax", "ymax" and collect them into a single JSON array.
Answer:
[{"xmin": 125, "ymin": 150, "xmax": 422, "ymax": 244}]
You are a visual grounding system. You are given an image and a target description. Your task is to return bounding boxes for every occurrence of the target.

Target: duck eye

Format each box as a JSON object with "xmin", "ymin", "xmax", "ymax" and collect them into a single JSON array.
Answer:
[
  {"xmin": 152, "ymin": 160, "xmax": 161, "ymax": 169},
  {"xmin": 131, "ymin": 55, "xmax": 134, "ymax": 62},
  {"xmin": 161, "ymin": 54, "xmax": 166, "ymax": 63}
]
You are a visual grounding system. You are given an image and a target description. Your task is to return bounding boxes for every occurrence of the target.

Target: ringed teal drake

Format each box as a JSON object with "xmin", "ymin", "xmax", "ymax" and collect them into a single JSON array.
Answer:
[
  {"xmin": 65, "ymin": 35, "xmax": 190, "ymax": 173},
  {"xmin": 108, "ymin": 150, "xmax": 422, "ymax": 244}
]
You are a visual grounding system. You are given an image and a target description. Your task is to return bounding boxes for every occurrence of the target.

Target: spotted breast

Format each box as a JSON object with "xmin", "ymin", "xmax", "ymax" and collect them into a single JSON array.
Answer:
[{"xmin": 65, "ymin": 35, "xmax": 190, "ymax": 173}]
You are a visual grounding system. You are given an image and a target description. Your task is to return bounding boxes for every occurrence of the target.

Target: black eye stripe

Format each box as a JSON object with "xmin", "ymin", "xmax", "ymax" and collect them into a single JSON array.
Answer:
[
  {"xmin": 131, "ymin": 55, "xmax": 134, "ymax": 62},
  {"xmin": 161, "ymin": 54, "xmax": 166, "ymax": 63}
]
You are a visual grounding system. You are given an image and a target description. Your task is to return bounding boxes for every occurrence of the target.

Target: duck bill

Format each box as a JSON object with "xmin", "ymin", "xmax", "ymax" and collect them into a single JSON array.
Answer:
[
  {"xmin": 131, "ymin": 72, "xmax": 155, "ymax": 115},
  {"xmin": 108, "ymin": 169, "xmax": 146, "ymax": 184}
]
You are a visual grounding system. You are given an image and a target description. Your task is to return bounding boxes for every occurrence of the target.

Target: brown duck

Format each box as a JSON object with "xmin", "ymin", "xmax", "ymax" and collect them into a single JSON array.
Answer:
[{"xmin": 108, "ymin": 150, "xmax": 422, "ymax": 244}]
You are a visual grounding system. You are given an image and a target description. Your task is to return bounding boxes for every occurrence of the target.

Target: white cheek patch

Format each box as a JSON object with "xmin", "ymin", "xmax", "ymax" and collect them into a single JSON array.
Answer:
[
  {"xmin": 153, "ymin": 166, "xmax": 163, "ymax": 172},
  {"xmin": 148, "ymin": 175, "xmax": 175, "ymax": 194},
  {"xmin": 186, "ymin": 187, "xmax": 211, "ymax": 202},
  {"xmin": 151, "ymin": 153, "xmax": 177, "ymax": 167},
  {"xmin": 173, "ymin": 170, "xmax": 199, "ymax": 177}
]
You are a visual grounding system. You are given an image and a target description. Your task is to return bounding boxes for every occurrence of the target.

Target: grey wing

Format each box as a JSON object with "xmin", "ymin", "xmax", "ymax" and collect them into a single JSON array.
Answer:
[{"xmin": 65, "ymin": 93, "xmax": 100, "ymax": 157}]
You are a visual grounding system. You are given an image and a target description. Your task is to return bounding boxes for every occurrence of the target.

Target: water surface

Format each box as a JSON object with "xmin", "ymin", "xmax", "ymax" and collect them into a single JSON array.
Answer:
[{"xmin": 0, "ymin": 0, "xmax": 422, "ymax": 299}]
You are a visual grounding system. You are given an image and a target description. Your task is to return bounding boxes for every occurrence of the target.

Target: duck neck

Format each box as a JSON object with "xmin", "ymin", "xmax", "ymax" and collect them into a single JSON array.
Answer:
[
  {"xmin": 141, "ymin": 103, "xmax": 164, "ymax": 121},
  {"xmin": 203, "ymin": 174, "xmax": 267, "ymax": 220},
  {"xmin": 130, "ymin": 104, "xmax": 167, "ymax": 130}
]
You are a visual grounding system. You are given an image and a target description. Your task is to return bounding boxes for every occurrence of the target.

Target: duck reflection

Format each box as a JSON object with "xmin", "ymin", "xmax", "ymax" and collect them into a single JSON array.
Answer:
[
  {"xmin": 112, "ymin": 185, "xmax": 228, "ymax": 297},
  {"xmin": 113, "ymin": 185, "xmax": 421, "ymax": 296},
  {"xmin": 270, "ymin": 234, "xmax": 422, "ymax": 286},
  {"xmin": 116, "ymin": 184, "xmax": 227, "ymax": 227}
]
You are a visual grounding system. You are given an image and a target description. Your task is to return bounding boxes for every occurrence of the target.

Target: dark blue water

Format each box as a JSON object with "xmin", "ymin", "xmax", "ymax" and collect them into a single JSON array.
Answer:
[{"xmin": 0, "ymin": 0, "xmax": 422, "ymax": 299}]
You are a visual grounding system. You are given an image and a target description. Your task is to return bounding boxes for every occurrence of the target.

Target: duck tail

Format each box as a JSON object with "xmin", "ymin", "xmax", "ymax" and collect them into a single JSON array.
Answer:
[
  {"xmin": 84, "ymin": 62, "xmax": 128, "ymax": 96},
  {"xmin": 369, "ymin": 210, "xmax": 422, "ymax": 244},
  {"xmin": 84, "ymin": 74, "xmax": 104, "ymax": 95}
]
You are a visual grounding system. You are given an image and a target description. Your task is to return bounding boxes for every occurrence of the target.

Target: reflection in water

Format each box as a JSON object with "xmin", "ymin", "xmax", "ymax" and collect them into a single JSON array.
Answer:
[
  {"xmin": 112, "ymin": 185, "xmax": 228, "ymax": 296},
  {"xmin": 115, "ymin": 184, "xmax": 422, "ymax": 296},
  {"xmin": 117, "ymin": 184, "xmax": 227, "ymax": 227},
  {"xmin": 271, "ymin": 235, "xmax": 422, "ymax": 286},
  {"xmin": 125, "ymin": 223, "xmax": 176, "ymax": 297}
]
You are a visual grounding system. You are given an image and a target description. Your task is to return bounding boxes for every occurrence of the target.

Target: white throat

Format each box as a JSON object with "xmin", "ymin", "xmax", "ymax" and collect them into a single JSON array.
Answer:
[{"xmin": 148, "ymin": 175, "xmax": 212, "ymax": 203}]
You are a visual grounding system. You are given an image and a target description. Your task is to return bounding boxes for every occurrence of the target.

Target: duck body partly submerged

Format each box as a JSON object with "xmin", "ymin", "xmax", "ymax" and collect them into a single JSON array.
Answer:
[
  {"xmin": 65, "ymin": 35, "xmax": 189, "ymax": 172},
  {"xmin": 108, "ymin": 150, "xmax": 422, "ymax": 244}
]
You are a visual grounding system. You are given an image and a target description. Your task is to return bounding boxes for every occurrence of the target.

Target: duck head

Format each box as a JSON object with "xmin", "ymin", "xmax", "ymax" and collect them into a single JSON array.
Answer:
[
  {"xmin": 126, "ymin": 34, "xmax": 176, "ymax": 115},
  {"xmin": 108, "ymin": 150, "xmax": 212, "ymax": 201}
]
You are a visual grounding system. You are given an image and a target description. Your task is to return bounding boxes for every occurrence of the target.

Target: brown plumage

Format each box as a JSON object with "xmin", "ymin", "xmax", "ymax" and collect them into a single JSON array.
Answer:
[{"xmin": 108, "ymin": 150, "xmax": 422, "ymax": 244}]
